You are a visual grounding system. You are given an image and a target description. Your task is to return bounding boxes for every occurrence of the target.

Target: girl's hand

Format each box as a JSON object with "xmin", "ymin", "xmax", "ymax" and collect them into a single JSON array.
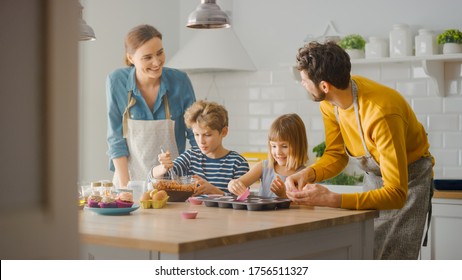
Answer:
[
  {"xmin": 228, "ymin": 179, "xmax": 247, "ymax": 196},
  {"xmin": 270, "ymin": 176, "xmax": 287, "ymax": 198},
  {"xmin": 192, "ymin": 175, "xmax": 224, "ymax": 196},
  {"xmin": 157, "ymin": 151, "xmax": 173, "ymax": 174}
]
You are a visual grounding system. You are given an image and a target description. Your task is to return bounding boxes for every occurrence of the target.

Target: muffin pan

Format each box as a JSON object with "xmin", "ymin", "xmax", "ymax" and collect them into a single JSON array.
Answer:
[{"xmin": 198, "ymin": 195, "xmax": 291, "ymax": 211}]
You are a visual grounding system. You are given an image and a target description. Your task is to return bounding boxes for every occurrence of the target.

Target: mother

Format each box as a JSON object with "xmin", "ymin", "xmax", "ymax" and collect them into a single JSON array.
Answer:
[{"xmin": 106, "ymin": 24, "xmax": 197, "ymax": 187}]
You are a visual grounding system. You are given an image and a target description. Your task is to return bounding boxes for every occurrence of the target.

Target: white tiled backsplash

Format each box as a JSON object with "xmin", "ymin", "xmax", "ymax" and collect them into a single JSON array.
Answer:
[{"xmin": 188, "ymin": 61, "xmax": 462, "ymax": 179}]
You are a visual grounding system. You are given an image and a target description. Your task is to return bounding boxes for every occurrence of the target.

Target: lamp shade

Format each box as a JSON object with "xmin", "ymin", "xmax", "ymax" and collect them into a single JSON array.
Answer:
[
  {"xmin": 187, "ymin": 0, "xmax": 230, "ymax": 29},
  {"xmin": 166, "ymin": 28, "xmax": 256, "ymax": 72},
  {"xmin": 79, "ymin": 1, "xmax": 95, "ymax": 41},
  {"xmin": 80, "ymin": 18, "xmax": 96, "ymax": 41}
]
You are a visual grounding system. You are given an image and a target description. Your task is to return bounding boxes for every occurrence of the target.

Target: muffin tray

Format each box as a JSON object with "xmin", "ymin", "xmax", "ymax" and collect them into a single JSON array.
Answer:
[{"xmin": 198, "ymin": 195, "xmax": 291, "ymax": 211}]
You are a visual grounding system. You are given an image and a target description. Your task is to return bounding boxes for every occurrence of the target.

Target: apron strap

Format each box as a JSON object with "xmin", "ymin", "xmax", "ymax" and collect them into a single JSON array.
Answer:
[
  {"xmin": 123, "ymin": 92, "xmax": 172, "ymax": 138},
  {"xmin": 163, "ymin": 95, "xmax": 171, "ymax": 119},
  {"xmin": 122, "ymin": 91, "xmax": 137, "ymax": 138},
  {"xmin": 334, "ymin": 80, "xmax": 372, "ymax": 158},
  {"xmin": 163, "ymin": 94, "xmax": 176, "ymax": 143}
]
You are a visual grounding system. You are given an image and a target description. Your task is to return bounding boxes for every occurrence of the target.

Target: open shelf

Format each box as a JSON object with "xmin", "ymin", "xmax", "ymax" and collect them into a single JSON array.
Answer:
[
  {"xmin": 351, "ymin": 53, "xmax": 462, "ymax": 97},
  {"xmin": 292, "ymin": 53, "xmax": 462, "ymax": 97}
]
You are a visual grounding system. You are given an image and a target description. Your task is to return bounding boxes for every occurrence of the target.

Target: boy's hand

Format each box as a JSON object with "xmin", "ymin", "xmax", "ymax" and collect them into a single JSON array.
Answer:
[
  {"xmin": 228, "ymin": 179, "xmax": 247, "ymax": 196},
  {"xmin": 270, "ymin": 176, "xmax": 287, "ymax": 198},
  {"xmin": 193, "ymin": 175, "xmax": 224, "ymax": 196},
  {"xmin": 157, "ymin": 151, "xmax": 173, "ymax": 175}
]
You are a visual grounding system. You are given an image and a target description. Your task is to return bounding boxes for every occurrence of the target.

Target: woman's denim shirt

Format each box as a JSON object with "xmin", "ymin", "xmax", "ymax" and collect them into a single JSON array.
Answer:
[{"xmin": 106, "ymin": 66, "xmax": 197, "ymax": 171}]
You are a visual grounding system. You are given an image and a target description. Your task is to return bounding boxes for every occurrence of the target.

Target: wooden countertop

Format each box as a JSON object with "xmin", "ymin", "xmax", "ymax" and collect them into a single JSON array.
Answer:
[
  {"xmin": 79, "ymin": 202, "xmax": 377, "ymax": 254},
  {"xmin": 433, "ymin": 190, "xmax": 462, "ymax": 199}
]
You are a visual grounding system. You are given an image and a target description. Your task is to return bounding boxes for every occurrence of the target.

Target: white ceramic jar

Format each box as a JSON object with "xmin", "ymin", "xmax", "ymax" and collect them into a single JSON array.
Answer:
[
  {"xmin": 415, "ymin": 29, "xmax": 437, "ymax": 56},
  {"xmin": 365, "ymin": 36, "xmax": 389, "ymax": 58},
  {"xmin": 389, "ymin": 23, "xmax": 413, "ymax": 57}
]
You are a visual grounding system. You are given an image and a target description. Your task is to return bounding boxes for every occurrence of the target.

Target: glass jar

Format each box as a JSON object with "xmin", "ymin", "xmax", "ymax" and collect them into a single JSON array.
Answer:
[
  {"xmin": 101, "ymin": 181, "xmax": 114, "ymax": 196},
  {"xmin": 389, "ymin": 23, "xmax": 412, "ymax": 57},
  {"xmin": 90, "ymin": 181, "xmax": 102, "ymax": 195},
  {"xmin": 365, "ymin": 36, "xmax": 389, "ymax": 58},
  {"xmin": 415, "ymin": 29, "xmax": 437, "ymax": 56}
]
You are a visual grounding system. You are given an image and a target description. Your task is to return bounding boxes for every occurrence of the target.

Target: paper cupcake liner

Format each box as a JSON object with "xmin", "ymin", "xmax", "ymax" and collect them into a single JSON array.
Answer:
[{"xmin": 116, "ymin": 200, "xmax": 134, "ymax": 208}]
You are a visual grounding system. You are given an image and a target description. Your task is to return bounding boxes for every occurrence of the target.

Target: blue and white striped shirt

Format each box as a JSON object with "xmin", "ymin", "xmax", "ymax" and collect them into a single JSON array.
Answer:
[{"xmin": 149, "ymin": 148, "xmax": 249, "ymax": 192}]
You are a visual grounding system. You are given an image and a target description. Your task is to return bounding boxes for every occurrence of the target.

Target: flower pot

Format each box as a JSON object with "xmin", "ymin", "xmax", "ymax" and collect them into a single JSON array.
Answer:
[
  {"xmin": 442, "ymin": 43, "xmax": 462, "ymax": 54},
  {"xmin": 346, "ymin": 49, "xmax": 365, "ymax": 59}
]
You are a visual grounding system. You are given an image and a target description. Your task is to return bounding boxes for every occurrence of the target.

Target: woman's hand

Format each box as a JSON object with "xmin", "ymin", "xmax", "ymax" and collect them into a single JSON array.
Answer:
[
  {"xmin": 270, "ymin": 176, "xmax": 287, "ymax": 198},
  {"xmin": 286, "ymin": 183, "xmax": 341, "ymax": 208},
  {"xmin": 228, "ymin": 179, "xmax": 247, "ymax": 196},
  {"xmin": 192, "ymin": 175, "xmax": 224, "ymax": 196}
]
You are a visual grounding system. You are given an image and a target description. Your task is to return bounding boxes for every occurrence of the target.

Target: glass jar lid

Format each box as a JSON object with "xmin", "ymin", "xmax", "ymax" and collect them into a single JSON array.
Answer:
[{"xmin": 91, "ymin": 181, "xmax": 102, "ymax": 187}]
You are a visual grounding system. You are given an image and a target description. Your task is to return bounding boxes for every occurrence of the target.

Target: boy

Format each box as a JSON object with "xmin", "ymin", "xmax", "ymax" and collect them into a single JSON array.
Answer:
[{"xmin": 149, "ymin": 100, "xmax": 249, "ymax": 195}]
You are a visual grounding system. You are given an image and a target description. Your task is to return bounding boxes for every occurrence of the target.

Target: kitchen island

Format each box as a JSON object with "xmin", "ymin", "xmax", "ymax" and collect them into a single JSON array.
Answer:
[{"xmin": 80, "ymin": 202, "xmax": 377, "ymax": 260}]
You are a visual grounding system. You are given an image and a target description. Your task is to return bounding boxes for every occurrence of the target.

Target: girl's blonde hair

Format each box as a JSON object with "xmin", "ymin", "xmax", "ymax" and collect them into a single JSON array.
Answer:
[
  {"xmin": 184, "ymin": 100, "xmax": 228, "ymax": 132},
  {"xmin": 267, "ymin": 114, "xmax": 308, "ymax": 170}
]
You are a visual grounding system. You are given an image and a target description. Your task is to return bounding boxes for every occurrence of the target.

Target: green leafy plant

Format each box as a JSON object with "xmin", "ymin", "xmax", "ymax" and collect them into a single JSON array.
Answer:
[
  {"xmin": 437, "ymin": 29, "xmax": 462, "ymax": 44},
  {"xmin": 338, "ymin": 34, "xmax": 366, "ymax": 50},
  {"xmin": 312, "ymin": 141, "xmax": 326, "ymax": 158},
  {"xmin": 312, "ymin": 141, "xmax": 364, "ymax": 185},
  {"xmin": 322, "ymin": 172, "xmax": 364, "ymax": 186}
]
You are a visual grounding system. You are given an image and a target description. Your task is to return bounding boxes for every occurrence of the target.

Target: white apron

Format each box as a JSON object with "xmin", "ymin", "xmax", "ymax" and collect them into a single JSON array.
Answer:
[
  {"xmin": 334, "ymin": 80, "xmax": 433, "ymax": 259},
  {"xmin": 113, "ymin": 91, "xmax": 179, "ymax": 186}
]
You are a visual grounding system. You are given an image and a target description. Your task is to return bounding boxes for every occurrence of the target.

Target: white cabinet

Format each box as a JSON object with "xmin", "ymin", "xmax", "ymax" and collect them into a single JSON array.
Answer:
[
  {"xmin": 80, "ymin": 243, "xmax": 156, "ymax": 260},
  {"xmin": 420, "ymin": 197, "xmax": 462, "ymax": 259}
]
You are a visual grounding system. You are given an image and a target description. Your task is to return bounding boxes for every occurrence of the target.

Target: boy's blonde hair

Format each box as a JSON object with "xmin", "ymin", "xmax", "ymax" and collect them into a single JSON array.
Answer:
[
  {"xmin": 267, "ymin": 114, "xmax": 308, "ymax": 170},
  {"xmin": 184, "ymin": 100, "xmax": 228, "ymax": 132}
]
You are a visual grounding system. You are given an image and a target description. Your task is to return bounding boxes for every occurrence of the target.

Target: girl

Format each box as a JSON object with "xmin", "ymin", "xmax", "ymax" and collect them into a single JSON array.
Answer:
[{"xmin": 228, "ymin": 114, "xmax": 308, "ymax": 198}]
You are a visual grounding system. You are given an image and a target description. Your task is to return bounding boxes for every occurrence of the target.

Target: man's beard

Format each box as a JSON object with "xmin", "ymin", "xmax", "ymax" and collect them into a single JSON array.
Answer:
[{"xmin": 309, "ymin": 90, "xmax": 326, "ymax": 102}]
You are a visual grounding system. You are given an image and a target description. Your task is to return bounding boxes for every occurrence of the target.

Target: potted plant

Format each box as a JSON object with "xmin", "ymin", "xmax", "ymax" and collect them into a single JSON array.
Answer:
[
  {"xmin": 338, "ymin": 34, "xmax": 366, "ymax": 59},
  {"xmin": 312, "ymin": 141, "xmax": 364, "ymax": 185},
  {"xmin": 437, "ymin": 29, "xmax": 462, "ymax": 54},
  {"xmin": 312, "ymin": 141, "xmax": 326, "ymax": 160}
]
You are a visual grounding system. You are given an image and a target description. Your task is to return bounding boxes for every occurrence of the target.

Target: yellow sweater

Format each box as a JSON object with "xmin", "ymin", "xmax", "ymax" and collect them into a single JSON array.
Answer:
[{"xmin": 311, "ymin": 76, "xmax": 431, "ymax": 210}]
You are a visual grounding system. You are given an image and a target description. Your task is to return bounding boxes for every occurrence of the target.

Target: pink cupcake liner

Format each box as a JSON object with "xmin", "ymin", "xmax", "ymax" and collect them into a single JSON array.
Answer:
[
  {"xmin": 98, "ymin": 201, "xmax": 117, "ymax": 208},
  {"xmin": 87, "ymin": 199, "xmax": 100, "ymax": 208},
  {"xmin": 116, "ymin": 199, "xmax": 134, "ymax": 208}
]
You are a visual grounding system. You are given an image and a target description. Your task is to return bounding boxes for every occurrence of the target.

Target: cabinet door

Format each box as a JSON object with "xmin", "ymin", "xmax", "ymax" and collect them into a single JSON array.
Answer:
[
  {"xmin": 81, "ymin": 244, "xmax": 154, "ymax": 260},
  {"xmin": 421, "ymin": 199, "xmax": 462, "ymax": 260}
]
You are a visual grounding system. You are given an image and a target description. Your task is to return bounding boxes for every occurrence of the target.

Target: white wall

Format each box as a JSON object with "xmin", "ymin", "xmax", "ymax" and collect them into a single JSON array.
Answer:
[
  {"xmin": 80, "ymin": 0, "xmax": 462, "ymax": 182},
  {"xmin": 79, "ymin": 0, "xmax": 180, "ymax": 182}
]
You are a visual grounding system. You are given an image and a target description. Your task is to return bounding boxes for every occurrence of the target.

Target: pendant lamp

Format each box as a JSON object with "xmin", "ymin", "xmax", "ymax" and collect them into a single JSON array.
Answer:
[
  {"xmin": 187, "ymin": 0, "xmax": 230, "ymax": 29},
  {"xmin": 166, "ymin": 28, "xmax": 255, "ymax": 72},
  {"xmin": 79, "ymin": 1, "xmax": 96, "ymax": 41}
]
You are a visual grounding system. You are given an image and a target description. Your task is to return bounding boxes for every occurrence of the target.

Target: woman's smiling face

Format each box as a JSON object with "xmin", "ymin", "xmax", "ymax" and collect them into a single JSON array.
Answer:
[{"xmin": 127, "ymin": 37, "xmax": 165, "ymax": 80}]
